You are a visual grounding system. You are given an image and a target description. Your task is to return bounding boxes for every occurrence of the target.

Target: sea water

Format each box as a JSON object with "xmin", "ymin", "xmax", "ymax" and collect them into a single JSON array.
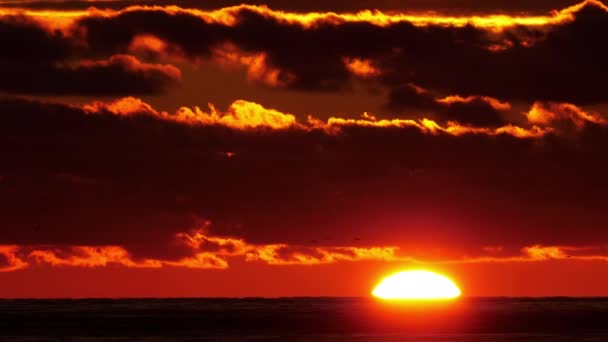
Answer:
[{"xmin": 1, "ymin": 297, "xmax": 607, "ymax": 341}]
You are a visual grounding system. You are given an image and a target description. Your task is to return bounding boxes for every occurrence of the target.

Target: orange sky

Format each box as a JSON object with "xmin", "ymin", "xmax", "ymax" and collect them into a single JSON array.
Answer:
[{"xmin": 2, "ymin": 258, "xmax": 608, "ymax": 297}]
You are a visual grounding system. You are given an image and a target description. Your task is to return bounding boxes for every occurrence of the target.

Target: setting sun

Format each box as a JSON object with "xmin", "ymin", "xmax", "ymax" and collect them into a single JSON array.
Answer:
[{"xmin": 372, "ymin": 270, "xmax": 462, "ymax": 300}]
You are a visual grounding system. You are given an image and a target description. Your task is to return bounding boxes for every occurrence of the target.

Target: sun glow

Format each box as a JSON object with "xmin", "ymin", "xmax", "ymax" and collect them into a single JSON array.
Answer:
[{"xmin": 372, "ymin": 270, "xmax": 461, "ymax": 300}]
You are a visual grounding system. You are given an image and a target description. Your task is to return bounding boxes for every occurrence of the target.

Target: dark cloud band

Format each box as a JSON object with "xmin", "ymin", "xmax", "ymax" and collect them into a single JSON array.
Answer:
[{"xmin": 0, "ymin": 96, "xmax": 607, "ymax": 259}]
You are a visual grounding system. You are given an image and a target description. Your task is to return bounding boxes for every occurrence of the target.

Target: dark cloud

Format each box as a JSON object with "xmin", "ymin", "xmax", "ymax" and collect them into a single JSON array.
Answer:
[
  {"xmin": 386, "ymin": 85, "xmax": 507, "ymax": 126},
  {"xmin": 62, "ymin": 1, "xmax": 608, "ymax": 105},
  {"xmin": 0, "ymin": 54, "xmax": 180, "ymax": 96},
  {"xmin": 438, "ymin": 97, "xmax": 506, "ymax": 127},
  {"xmin": 0, "ymin": 16, "xmax": 180, "ymax": 95},
  {"xmin": 386, "ymin": 85, "xmax": 438, "ymax": 112},
  {"xmin": 407, "ymin": 2, "xmax": 608, "ymax": 104},
  {"xmin": 1, "ymin": 1, "xmax": 607, "ymax": 104},
  {"xmin": 0, "ymin": 16, "xmax": 72, "ymax": 64},
  {"xmin": 1, "ymin": 96, "xmax": 607, "ymax": 261}
]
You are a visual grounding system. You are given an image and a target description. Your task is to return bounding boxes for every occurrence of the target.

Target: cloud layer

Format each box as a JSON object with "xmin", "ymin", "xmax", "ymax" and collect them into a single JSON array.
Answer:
[
  {"xmin": 1, "ymin": 95, "xmax": 607, "ymax": 266},
  {"xmin": 1, "ymin": 1, "xmax": 608, "ymax": 106},
  {"xmin": 1, "ymin": 1, "xmax": 608, "ymax": 276}
]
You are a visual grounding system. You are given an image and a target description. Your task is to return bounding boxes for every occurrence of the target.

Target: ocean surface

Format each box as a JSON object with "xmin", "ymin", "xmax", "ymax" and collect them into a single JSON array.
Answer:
[{"xmin": 1, "ymin": 297, "xmax": 607, "ymax": 341}]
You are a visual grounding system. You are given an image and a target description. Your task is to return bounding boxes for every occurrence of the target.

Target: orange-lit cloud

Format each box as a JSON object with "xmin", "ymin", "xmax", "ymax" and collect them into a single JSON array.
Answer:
[
  {"xmin": 436, "ymin": 95, "xmax": 511, "ymax": 111},
  {"xmin": 83, "ymin": 96, "xmax": 157, "ymax": 116},
  {"xmin": 522, "ymin": 245, "xmax": 608, "ymax": 262},
  {"xmin": 82, "ymin": 97, "xmax": 558, "ymax": 137},
  {"xmin": 0, "ymin": 245, "xmax": 28, "ymax": 272},
  {"xmin": 343, "ymin": 58, "xmax": 380, "ymax": 78},
  {"xmin": 246, "ymin": 245, "xmax": 400, "ymax": 265},
  {"xmin": 0, "ymin": 244, "xmax": 230, "ymax": 272},
  {"xmin": 312, "ymin": 114, "xmax": 551, "ymax": 138},
  {"xmin": 444, "ymin": 245, "xmax": 608, "ymax": 264},
  {"xmin": 28, "ymin": 246, "xmax": 164, "ymax": 268},
  {"xmin": 526, "ymin": 102, "xmax": 606, "ymax": 128},
  {"xmin": 0, "ymin": 230, "xmax": 404, "ymax": 271},
  {"xmin": 127, "ymin": 34, "xmax": 188, "ymax": 62},
  {"xmin": 129, "ymin": 34, "xmax": 168, "ymax": 54},
  {"xmin": 85, "ymin": 97, "xmax": 300, "ymax": 130},
  {"xmin": 523, "ymin": 245, "xmax": 570, "ymax": 260},
  {"xmin": 4, "ymin": 237, "xmax": 608, "ymax": 273},
  {"xmin": 75, "ymin": 54, "xmax": 181, "ymax": 80},
  {"xmin": 1, "ymin": 1, "xmax": 600, "ymax": 31},
  {"xmin": 212, "ymin": 43, "xmax": 292, "ymax": 87},
  {"xmin": 177, "ymin": 229, "xmax": 401, "ymax": 266}
]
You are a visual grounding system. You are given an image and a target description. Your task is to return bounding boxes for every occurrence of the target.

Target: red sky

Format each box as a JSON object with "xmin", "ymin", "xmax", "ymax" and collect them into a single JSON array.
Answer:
[{"xmin": 1, "ymin": 0, "xmax": 608, "ymax": 297}]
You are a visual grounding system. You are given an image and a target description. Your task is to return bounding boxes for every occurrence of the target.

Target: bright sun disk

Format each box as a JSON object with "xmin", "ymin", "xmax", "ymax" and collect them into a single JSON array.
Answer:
[{"xmin": 372, "ymin": 270, "xmax": 461, "ymax": 300}]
